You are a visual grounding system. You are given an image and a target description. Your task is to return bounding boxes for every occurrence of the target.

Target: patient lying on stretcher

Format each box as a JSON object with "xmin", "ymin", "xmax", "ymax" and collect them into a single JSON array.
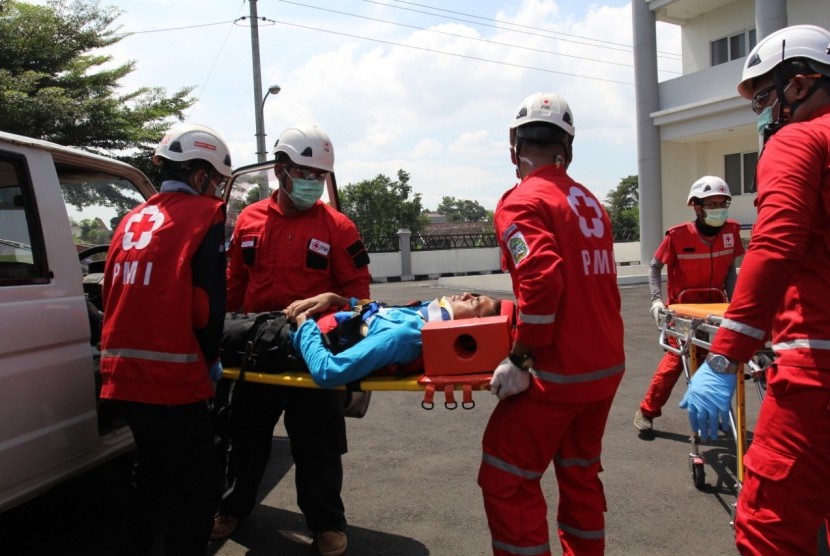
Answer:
[{"xmin": 285, "ymin": 292, "xmax": 501, "ymax": 388}]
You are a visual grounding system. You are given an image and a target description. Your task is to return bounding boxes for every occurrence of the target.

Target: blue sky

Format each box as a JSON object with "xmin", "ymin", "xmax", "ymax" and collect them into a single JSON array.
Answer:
[{"xmin": 67, "ymin": 0, "xmax": 680, "ymax": 209}]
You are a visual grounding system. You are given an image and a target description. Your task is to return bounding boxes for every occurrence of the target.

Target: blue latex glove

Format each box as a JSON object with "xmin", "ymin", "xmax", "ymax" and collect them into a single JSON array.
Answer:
[
  {"xmin": 679, "ymin": 360, "xmax": 736, "ymax": 440},
  {"xmin": 209, "ymin": 360, "xmax": 223, "ymax": 382}
]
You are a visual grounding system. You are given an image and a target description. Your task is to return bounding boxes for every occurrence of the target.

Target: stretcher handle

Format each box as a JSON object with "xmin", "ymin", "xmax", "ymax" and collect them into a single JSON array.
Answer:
[
  {"xmin": 462, "ymin": 384, "xmax": 475, "ymax": 410},
  {"xmin": 421, "ymin": 384, "xmax": 435, "ymax": 410},
  {"xmin": 657, "ymin": 317, "xmax": 689, "ymax": 356},
  {"xmin": 676, "ymin": 287, "xmax": 728, "ymax": 303},
  {"xmin": 444, "ymin": 384, "xmax": 457, "ymax": 410}
]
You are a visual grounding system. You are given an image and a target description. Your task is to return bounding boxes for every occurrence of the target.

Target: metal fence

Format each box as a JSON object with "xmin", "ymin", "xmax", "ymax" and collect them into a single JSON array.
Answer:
[
  {"xmin": 363, "ymin": 233, "xmax": 499, "ymax": 252},
  {"xmin": 364, "ymin": 231, "xmax": 637, "ymax": 252}
]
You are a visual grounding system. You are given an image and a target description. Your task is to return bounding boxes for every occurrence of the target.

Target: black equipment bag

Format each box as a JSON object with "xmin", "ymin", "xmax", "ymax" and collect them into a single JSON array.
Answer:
[{"xmin": 219, "ymin": 311, "xmax": 307, "ymax": 373}]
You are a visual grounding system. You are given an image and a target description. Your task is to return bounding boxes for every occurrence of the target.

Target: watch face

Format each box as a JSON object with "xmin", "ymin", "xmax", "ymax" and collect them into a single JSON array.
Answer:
[{"xmin": 708, "ymin": 355, "xmax": 732, "ymax": 373}]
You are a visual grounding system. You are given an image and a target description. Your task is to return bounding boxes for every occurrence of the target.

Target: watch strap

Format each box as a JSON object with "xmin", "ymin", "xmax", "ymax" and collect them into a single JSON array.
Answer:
[{"xmin": 508, "ymin": 352, "xmax": 534, "ymax": 371}]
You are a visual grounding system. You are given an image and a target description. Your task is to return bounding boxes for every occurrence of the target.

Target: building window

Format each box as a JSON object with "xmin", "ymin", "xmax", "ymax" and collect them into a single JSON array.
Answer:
[
  {"xmin": 724, "ymin": 151, "xmax": 758, "ymax": 196},
  {"xmin": 711, "ymin": 29, "xmax": 757, "ymax": 66}
]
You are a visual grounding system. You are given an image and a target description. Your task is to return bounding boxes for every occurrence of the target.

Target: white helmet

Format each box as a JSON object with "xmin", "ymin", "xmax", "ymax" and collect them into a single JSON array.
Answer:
[
  {"xmin": 687, "ymin": 176, "xmax": 732, "ymax": 205},
  {"xmin": 738, "ymin": 24, "xmax": 830, "ymax": 99},
  {"xmin": 272, "ymin": 124, "xmax": 334, "ymax": 173},
  {"xmin": 153, "ymin": 123, "xmax": 232, "ymax": 177},
  {"xmin": 509, "ymin": 92, "xmax": 575, "ymax": 144}
]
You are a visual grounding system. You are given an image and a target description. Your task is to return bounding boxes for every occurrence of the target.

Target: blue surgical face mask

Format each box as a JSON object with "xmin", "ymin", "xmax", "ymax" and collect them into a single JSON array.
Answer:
[
  {"xmin": 703, "ymin": 208, "xmax": 728, "ymax": 227},
  {"xmin": 756, "ymin": 106, "xmax": 774, "ymax": 135},
  {"xmin": 285, "ymin": 174, "xmax": 325, "ymax": 211}
]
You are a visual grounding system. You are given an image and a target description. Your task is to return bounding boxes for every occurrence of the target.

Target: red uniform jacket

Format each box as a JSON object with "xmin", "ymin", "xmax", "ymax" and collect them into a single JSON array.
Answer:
[
  {"xmin": 100, "ymin": 190, "xmax": 226, "ymax": 405},
  {"xmin": 656, "ymin": 220, "xmax": 744, "ymax": 304},
  {"xmin": 494, "ymin": 165, "xmax": 625, "ymax": 403},
  {"xmin": 226, "ymin": 195, "xmax": 371, "ymax": 312},
  {"xmin": 713, "ymin": 105, "xmax": 830, "ymax": 378}
]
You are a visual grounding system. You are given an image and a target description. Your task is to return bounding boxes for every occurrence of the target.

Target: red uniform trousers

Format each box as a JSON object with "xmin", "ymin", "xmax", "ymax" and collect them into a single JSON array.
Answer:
[
  {"xmin": 478, "ymin": 393, "xmax": 613, "ymax": 556},
  {"xmin": 639, "ymin": 337, "xmax": 683, "ymax": 419},
  {"xmin": 735, "ymin": 365, "xmax": 830, "ymax": 555}
]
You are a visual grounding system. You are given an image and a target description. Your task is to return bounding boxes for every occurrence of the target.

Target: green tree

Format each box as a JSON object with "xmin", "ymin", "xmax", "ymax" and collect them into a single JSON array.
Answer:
[
  {"xmin": 74, "ymin": 218, "xmax": 112, "ymax": 245},
  {"xmin": 436, "ymin": 196, "xmax": 490, "ymax": 223},
  {"xmin": 0, "ymin": 0, "xmax": 194, "ymax": 183},
  {"xmin": 340, "ymin": 170, "xmax": 427, "ymax": 238},
  {"xmin": 603, "ymin": 175, "xmax": 640, "ymax": 241}
]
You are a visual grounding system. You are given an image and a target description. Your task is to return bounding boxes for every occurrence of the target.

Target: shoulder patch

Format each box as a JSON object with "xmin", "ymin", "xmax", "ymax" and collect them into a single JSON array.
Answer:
[{"xmin": 507, "ymin": 231, "xmax": 530, "ymax": 266}]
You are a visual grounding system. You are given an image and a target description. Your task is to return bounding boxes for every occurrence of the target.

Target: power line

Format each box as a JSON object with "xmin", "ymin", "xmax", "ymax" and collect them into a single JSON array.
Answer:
[
  {"xmin": 264, "ymin": 17, "xmax": 635, "ymax": 85},
  {"xmin": 182, "ymin": 2, "xmax": 247, "ymax": 117},
  {"xmin": 277, "ymin": 0, "xmax": 678, "ymax": 74},
  {"xmin": 125, "ymin": 20, "xmax": 234, "ymax": 35},
  {"xmin": 366, "ymin": 0, "xmax": 682, "ymax": 60}
]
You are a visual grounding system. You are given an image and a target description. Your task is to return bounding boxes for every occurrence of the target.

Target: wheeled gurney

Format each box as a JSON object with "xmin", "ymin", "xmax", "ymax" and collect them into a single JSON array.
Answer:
[{"xmin": 657, "ymin": 301, "xmax": 769, "ymax": 496}]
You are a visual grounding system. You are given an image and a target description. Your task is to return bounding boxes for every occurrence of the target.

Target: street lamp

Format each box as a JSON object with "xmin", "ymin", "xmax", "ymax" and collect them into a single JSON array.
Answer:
[
  {"xmin": 255, "ymin": 83, "xmax": 281, "ymax": 164},
  {"xmin": 253, "ymin": 83, "xmax": 281, "ymax": 200}
]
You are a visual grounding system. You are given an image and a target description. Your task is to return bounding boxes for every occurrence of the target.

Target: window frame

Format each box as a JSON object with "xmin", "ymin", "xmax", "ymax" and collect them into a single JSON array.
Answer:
[
  {"xmin": 711, "ymin": 28, "xmax": 757, "ymax": 66},
  {"xmin": 0, "ymin": 151, "xmax": 50, "ymax": 286},
  {"xmin": 724, "ymin": 151, "xmax": 759, "ymax": 197}
]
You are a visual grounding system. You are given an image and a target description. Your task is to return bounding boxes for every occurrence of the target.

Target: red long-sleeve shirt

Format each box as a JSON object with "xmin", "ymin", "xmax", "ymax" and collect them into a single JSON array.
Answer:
[
  {"xmin": 494, "ymin": 165, "xmax": 625, "ymax": 403},
  {"xmin": 712, "ymin": 105, "xmax": 830, "ymax": 378},
  {"xmin": 226, "ymin": 195, "xmax": 371, "ymax": 312}
]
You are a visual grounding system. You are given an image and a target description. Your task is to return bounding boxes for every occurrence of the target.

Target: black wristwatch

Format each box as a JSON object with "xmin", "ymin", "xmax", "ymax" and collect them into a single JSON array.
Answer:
[
  {"xmin": 705, "ymin": 354, "xmax": 738, "ymax": 375},
  {"xmin": 509, "ymin": 352, "xmax": 535, "ymax": 371}
]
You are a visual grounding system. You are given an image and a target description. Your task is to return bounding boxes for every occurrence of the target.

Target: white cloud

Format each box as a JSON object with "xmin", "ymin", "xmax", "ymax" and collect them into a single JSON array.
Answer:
[{"xmin": 36, "ymin": 0, "xmax": 682, "ymax": 208}]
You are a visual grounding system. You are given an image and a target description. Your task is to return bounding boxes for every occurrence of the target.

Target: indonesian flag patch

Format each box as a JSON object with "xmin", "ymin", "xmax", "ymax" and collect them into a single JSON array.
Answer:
[{"xmin": 309, "ymin": 238, "xmax": 331, "ymax": 257}]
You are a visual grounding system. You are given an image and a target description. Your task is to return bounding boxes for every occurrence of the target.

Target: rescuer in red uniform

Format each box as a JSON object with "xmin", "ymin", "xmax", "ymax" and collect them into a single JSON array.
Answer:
[
  {"xmin": 478, "ymin": 92, "xmax": 625, "ymax": 556},
  {"xmin": 100, "ymin": 123, "xmax": 231, "ymax": 555},
  {"xmin": 633, "ymin": 176, "xmax": 744, "ymax": 435},
  {"xmin": 679, "ymin": 25, "xmax": 830, "ymax": 555},
  {"xmin": 212, "ymin": 124, "xmax": 370, "ymax": 556}
]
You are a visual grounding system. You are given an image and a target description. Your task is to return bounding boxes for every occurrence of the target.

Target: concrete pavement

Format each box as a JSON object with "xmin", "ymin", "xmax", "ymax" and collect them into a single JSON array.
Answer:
[
  {"xmin": 5, "ymin": 278, "xmax": 822, "ymax": 555},
  {"xmin": 207, "ymin": 279, "xmax": 763, "ymax": 556}
]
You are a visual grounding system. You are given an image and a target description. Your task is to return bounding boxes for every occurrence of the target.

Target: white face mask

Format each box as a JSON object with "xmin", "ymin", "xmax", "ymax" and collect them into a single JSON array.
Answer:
[{"xmin": 703, "ymin": 208, "xmax": 728, "ymax": 227}]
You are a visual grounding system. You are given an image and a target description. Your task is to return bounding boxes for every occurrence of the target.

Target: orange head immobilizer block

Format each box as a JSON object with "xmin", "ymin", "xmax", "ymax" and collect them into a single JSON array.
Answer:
[{"xmin": 421, "ymin": 315, "xmax": 512, "ymax": 376}]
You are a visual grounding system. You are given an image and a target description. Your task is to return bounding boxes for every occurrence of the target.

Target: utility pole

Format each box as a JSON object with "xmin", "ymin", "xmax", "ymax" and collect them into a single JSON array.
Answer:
[{"xmin": 249, "ymin": 0, "xmax": 269, "ymax": 200}]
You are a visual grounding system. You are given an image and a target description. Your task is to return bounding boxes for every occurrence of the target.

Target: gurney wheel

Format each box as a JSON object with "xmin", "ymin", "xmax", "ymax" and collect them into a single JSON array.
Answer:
[{"xmin": 692, "ymin": 462, "xmax": 706, "ymax": 489}]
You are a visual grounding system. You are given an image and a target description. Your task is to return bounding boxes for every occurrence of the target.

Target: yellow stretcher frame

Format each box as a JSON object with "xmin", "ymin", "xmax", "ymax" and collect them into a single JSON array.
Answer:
[
  {"xmin": 220, "ymin": 368, "xmax": 495, "ymax": 411},
  {"xmin": 658, "ymin": 303, "xmax": 768, "ymax": 497},
  {"xmin": 222, "ymin": 368, "xmax": 425, "ymax": 391}
]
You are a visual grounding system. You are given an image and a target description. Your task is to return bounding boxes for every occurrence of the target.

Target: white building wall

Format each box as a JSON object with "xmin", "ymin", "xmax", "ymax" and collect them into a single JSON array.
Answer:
[
  {"xmin": 367, "ymin": 243, "xmax": 643, "ymax": 281},
  {"xmin": 682, "ymin": 0, "xmax": 756, "ymax": 74},
  {"xmin": 789, "ymin": 0, "xmax": 830, "ymax": 28}
]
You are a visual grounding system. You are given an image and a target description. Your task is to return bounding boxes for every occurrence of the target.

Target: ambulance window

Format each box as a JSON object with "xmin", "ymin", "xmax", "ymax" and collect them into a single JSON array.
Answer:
[{"xmin": 0, "ymin": 154, "xmax": 49, "ymax": 285}]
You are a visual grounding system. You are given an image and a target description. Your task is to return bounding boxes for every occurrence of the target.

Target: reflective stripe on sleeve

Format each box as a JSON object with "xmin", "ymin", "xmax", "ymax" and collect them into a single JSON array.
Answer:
[
  {"xmin": 533, "ymin": 362, "xmax": 624, "ymax": 385},
  {"xmin": 720, "ymin": 318, "xmax": 766, "ymax": 340},
  {"xmin": 518, "ymin": 311, "xmax": 555, "ymax": 324},
  {"xmin": 773, "ymin": 338, "xmax": 830, "ymax": 351},
  {"xmin": 102, "ymin": 348, "xmax": 200, "ymax": 363}
]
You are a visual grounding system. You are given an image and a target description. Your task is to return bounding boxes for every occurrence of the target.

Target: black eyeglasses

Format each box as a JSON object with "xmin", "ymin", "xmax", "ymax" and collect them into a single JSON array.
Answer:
[
  {"xmin": 209, "ymin": 172, "xmax": 228, "ymax": 194},
  {"xmin": 751, "ymin": 74, "xmax": 824, "ymax": 114},
  {"xmin": 751, "ymin": 85, "xmax": 776, "ymax": 114},
  {"xmin": 286, "ymin": 166, "xmax": 328, "ymax": 181}
]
